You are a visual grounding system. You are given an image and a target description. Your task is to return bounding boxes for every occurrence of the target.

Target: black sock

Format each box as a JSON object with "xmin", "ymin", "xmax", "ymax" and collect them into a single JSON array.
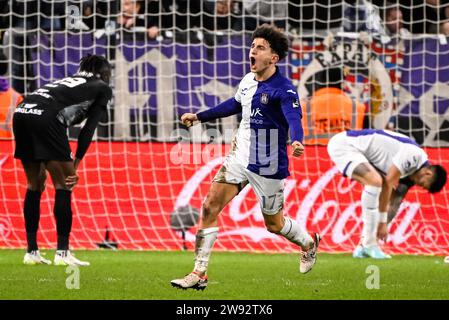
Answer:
[
  {"xmin": 24, "ymin": 190, "xmax": 41, "ymax": 253},
  {"xmin": 54, "ymin": 190, "xmax": 72, "ymax": 251}
]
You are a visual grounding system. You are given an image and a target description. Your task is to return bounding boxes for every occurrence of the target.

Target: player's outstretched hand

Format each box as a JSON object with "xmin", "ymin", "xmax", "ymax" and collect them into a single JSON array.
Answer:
[
  {"xmin": 291, "ymin": 141, "xmax": 304, "ymax": 157},
  {"xmin": 65, "ymin": 174, "xmax": 79, "ymax": 190},
  {"xmin": 181, "ymin": 113, "xmax": 198, "ymax": 128},
  {"xmin": 377, "ymin": 222, "xmax": 388, "ymax": 241}
]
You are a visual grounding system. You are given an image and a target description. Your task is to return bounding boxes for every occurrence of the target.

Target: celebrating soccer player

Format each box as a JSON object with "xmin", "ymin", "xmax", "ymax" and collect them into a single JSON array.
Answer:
[
  {"xmin": 171, "ymin": 24, "xmax": 320, "ymax": 290},
  {"xmin": 13, "ymin": 54, "xmax": 112, "ymax": 266},
  {"xmin": 327, "ymin": 129, "xmax": 447, "ymax": 259}
]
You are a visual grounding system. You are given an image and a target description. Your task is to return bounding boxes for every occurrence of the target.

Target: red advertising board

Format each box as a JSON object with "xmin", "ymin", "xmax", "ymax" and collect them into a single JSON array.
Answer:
[{"xmin": 1, "ymin": 141, "xmax": 448, "ymax": 255}]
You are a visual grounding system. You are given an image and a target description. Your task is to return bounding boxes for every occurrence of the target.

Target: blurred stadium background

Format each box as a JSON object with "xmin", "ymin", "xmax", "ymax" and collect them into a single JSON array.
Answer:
[{"xmin": 0, "ymin": 0, "xmax": 448, "ymax": 259}]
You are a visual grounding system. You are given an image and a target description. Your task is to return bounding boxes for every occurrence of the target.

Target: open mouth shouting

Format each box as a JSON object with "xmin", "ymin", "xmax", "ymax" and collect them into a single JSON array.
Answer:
[{"xmin": 250, "ymin": 56, "xmax": 256, "ymax": 69}]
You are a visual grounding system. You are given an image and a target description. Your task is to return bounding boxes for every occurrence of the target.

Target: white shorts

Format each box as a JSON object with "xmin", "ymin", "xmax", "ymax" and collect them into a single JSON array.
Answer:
[
  {"xmin": 213, "ymin": 153, "xmax": 285, "ymax": 215},
  {"xmin": 327, "ymin": 131, "xmax": 368, "ymax": 179}
]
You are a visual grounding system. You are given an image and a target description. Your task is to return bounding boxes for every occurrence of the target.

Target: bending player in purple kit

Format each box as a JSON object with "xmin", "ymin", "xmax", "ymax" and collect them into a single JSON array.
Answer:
[{"xmin": 327, "ymin": 129, "xmax": 446, "ymax": 259}]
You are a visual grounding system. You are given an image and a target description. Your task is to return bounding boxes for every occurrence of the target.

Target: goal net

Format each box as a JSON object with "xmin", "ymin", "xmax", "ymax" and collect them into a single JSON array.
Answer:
[{"xmin": 0, "ymin": 0, "xmax": 448, "ymax": 255}]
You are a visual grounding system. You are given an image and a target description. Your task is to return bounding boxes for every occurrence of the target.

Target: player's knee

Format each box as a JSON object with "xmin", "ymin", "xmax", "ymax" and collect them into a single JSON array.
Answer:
[
  {"xmin": 27, "ymin": 183, "xmax": 44, "ymax": 192},
  {"xmin": 367, "ymin": 172, "xmax": 383, "ymax": 188},
  {"xmin": 27, "ymin": 176, "xmax": 47, "ymax": 192},
  {"xmin": 265, "ymin": 220, "xmax": 282, "ymax": 234},
  {"xmin": 52, "ymin": 176, "xmax": 72, "ymax": 191},
  {"xmin": 38, "ymin": 172, "xmax": 47, "ymax": 192},
  {"xmin": 202, "ymin": 199, "xmax": 222, "ymax": 220},
  {"xmin": 59, "ymin": 184, "xmax": 72, "ymax": 191}
]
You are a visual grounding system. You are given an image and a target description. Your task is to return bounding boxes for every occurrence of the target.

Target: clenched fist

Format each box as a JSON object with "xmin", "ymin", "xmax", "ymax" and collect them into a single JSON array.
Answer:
[
  {"xmin": 291, "ymin": 141, "xmax": 305, "ymax": 157},
  {"xmin": 180, "ymin": 113, "xmax": 198, "ymax": 128}
]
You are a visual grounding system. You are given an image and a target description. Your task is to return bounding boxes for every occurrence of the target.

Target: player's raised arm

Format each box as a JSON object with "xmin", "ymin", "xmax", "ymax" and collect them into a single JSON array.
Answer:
[
  {"xmin": 181, "ymin": 97, "xmax": 242, "ymax": 128},
  {"xmin": 281, "ymin": 88, "xmax": 304, "ymax": 157}
]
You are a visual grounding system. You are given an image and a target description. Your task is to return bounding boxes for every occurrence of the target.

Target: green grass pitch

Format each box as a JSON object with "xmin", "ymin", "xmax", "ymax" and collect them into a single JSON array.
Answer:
[{"xmin": 1, "ymin": 249, "xmax": 448, "ymax": 300}]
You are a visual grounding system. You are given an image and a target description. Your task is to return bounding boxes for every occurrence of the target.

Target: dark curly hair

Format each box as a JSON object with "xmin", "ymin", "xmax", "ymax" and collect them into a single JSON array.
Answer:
[
  {"xmin": 79, "ymin": 54, "xmax": 112, "ymax": 84},
  {"xmin": 429, "ymin": 164, "xmax": 447, "ymax": 194},
  {"xmin": 252, "ymin": 24, "xmax": 289, "ymax": 61}
]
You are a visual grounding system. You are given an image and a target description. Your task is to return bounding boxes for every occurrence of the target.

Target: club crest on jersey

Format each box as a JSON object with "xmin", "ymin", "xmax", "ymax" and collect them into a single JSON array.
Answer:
[{"xmin": 261, "ymin": 93, "xmax": 269, "ymax": 104}]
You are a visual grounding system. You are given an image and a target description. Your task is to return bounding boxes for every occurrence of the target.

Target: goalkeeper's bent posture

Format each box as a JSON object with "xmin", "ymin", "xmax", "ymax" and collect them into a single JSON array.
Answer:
[
  {"xmin": 13, "ymin": 54, "xmax": 112, "ymax": 266},
  {"xmin": 171, "ymin": 24, "xmax": 320, "ymax": 290}
]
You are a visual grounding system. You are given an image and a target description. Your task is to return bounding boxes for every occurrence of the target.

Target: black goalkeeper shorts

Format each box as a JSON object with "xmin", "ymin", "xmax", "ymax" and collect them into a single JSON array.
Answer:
[{"xmin": 12, "ymin": 104, "xmax": 73, "ymax": 162}]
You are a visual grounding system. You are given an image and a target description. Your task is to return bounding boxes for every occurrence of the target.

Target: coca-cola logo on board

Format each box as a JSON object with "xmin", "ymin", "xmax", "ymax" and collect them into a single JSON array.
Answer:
[{"xmin": 174, "ymin": 157, "xmax": 422, "ymax": 246}]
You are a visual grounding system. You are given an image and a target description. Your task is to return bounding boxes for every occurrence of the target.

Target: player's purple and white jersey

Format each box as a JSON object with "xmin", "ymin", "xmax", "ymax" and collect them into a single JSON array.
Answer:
[
  {"xmin": 345, "ymin": 129, "xmax": 429, "ymax": 178},
  {"xmin": 232, "ymin": 69, "xmax": 302, "ymax": 179}
]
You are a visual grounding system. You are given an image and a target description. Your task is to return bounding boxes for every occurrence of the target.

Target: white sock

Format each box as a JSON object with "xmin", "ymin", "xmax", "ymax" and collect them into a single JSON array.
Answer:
[
  {"xmin": 361, "ymin": 185, "xmax": 381, "ymax": 247},
  {"xmin": 194, "ymin": 227, "xmax": 218, "ymax": 274},
  {"xmin": 279, "ymin": 217, "xmax": 313, "ymax": 250}
]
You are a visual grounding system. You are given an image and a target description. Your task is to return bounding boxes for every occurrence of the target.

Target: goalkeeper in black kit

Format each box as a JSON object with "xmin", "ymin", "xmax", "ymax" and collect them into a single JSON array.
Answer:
[{"xmin": 13, "ymin": 54, "xmax": 112, "ymax": 266}]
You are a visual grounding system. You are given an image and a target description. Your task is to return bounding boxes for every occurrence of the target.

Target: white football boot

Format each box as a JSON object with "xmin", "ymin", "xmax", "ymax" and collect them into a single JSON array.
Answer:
[
  {"xmin": 23, "ymin": 250, "xmax": 52, "ymax": 265},
  {"xmin": 300, "ymin": 233, "xmax": 321, "ymax": 274},
  {"xmin": 363, "ymin": 245, "xmax": 391, "ymax": 259},
  {"xmin": 353, "ymin": 244, "xmax": 391, "ymax": 259},
  {"xmin": 171, "ymin": 272, "xmax": 208, "ymax": 290},
  {"xmin": 54, "ymin": 250, "xmax": 90, "ymax": 266}
]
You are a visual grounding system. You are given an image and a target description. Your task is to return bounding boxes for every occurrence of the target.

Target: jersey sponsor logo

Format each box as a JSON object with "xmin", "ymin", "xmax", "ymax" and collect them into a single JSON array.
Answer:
[
  {"xmin": 241, "ymin": 88, "xmax": 248, "ymax": 96},
  {"xmin": 250, "ymin": 108, "xmax": 263, "ymax": 124},
  {"xmin": 250, "ymin": 118, "xmax": 263, "ymax": 124},
  {"xmin": 14, "ymin": 103, "xmax": 44, "ymax": 115},
  {"xmin": 260, "ymin": 93, "xmax": 269, "ymax": 104},
  {"xmin": 22, "ymin": 103, "xmax": 37, "ymax": 109},
  {"xmin": 250, "ymin": 108, "xmax": 263, "ymax": 118}
]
